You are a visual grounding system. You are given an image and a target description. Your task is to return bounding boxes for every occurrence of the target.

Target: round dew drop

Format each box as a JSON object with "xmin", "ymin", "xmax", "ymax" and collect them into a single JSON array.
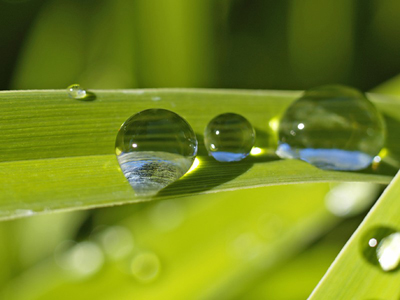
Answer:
[
  {"xmin": 115, "ymin": 109, "xmax": 198, "ymax": 196},
  {"xmin": 67, "ymin": 84, "xmax": 87, "ymax": 100},
  {"xmin": 276, "ymin": 85, "xmax": 386, "ymax": 170},
  {"xmin": 360, "ymin": 226, "xmax": 398, "ymax": 270},
  {"xmin": 204, "ymin": 113, "xmax": 255, "ymax": 162}
]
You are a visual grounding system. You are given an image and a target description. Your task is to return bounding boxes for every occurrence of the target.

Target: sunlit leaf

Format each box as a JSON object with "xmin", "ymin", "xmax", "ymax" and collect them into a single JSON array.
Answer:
[
  {"xmin": 0, "ymin": 89, "xmax": 397, "ymax": 220},
  {"xmin": 309, "ymin": 170, "xmax": 400, "ymax": 299}
]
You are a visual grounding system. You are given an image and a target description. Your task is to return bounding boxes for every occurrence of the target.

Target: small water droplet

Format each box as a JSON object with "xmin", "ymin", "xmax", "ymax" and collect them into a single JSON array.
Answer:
[
  {"xmin": 67, "ymin": 84, "xmax": 95, "ymax": 101},
  {"xmin": 204, "ymin": 113, "xmax": 255, "ymax": 162},
  {"xmin": 131, "ymin": 252, "xmax": 161, "ymax": 282},
  {"xmin": 115, "ymin": 109, "xmax": 198, "ymax": 196},
  {"xmin": 276, "ymin": 85, "xmax": 386, "ymax": 170},
  {"xmin": 67, "ymin": 84, "xmax": 87, "ymax": 99},
  {"xmin": 361, "ymin": 226, "xmax": 400, "ymax": 271}
]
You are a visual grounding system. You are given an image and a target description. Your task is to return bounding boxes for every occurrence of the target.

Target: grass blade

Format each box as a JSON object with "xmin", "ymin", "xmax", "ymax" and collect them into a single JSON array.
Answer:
[
  {"xmin": 309, "ymin": 170, "xmax": 400, "ymax": 299},
  {"xmin": 0, "ymin": 89, "xmax": 397, "ymax": 220}
]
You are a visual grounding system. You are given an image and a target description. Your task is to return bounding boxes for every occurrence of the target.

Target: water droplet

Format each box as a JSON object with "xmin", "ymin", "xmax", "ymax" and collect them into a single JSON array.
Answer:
[
  {"xmin": 276, "ymin": 85, "xmax": 386, "ymax": 170},
  {"xmin": 131, "ymin": 252, "xmax": 161, "ymax": 282},
  {"xmin": 67, "ymin": 84, "xmax": 87, "ymax": 99},
  {"xmin": 97, "ymin": 226, "xmax": 134, "ymax": 260},
  {"xmin": 360, "ymin": 226, "xmax": 400, "ymax": 271},
  {"xmin": 115, "ymin": 109, "xmax": 198, "ymax": 196},
  {"xmin": 67, "ymin": 84, "xmax": 95, "ymax": 101},
  {"xmin": 204, "ymin": 113, "xmax": 255, "ymax": 162}
]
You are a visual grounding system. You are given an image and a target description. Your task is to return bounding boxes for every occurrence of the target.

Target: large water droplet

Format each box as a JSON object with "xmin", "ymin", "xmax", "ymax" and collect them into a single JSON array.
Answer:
[
  {"xmin": 276, "ymin": 85, "xmax": 386, "ymax": 170},
  {"xmin": 115, "ymin": 109, "xmax": 198, "ymax": 196},
  {"xmin": 204, "ymin": 113, "xmax": 255, "ymax": 162}
]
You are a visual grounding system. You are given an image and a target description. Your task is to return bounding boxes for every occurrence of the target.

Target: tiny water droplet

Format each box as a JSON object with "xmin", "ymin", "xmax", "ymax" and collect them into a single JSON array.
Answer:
[
  {"xmin": 277, "ymin": 85, "xmax": 386, "ymax": 170},
  {"xmin": 204, "ymin": 113, "xmax": 255, "ymax": 162},
  {"xmin": 67, "ymin": 84, "xmax": 87, "ymax": 99},
  {"xmin": 131, "ymin": 252, "xmax": 161, "ymax": 282},
  {"xmin": 360, "ymin": 226, "xmax": 400, "ymax": 271},
  {"xmin": 115, "ymin": 109, "xmax": 198, "ymax": 196}
]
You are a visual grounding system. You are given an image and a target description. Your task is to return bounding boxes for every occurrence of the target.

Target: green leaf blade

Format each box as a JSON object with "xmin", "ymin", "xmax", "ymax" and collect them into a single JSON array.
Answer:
[
  {"xmin": 0, "ymin": 89, "xmax": 397, "ymax": 220},
  {"xmin": 309, "ymin": 170, "xmax": 400, "ymax": 299}
]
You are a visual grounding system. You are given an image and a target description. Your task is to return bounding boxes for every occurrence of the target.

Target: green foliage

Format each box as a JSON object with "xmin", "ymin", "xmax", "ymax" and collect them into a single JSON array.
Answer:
[
  {"xmin": 310, "ymin": 171, "xmax": 400, "ymax": 299},
  {"xmin": 2, "ymin": 0, "xmax": 400, "ymax": 299},
  {"xmin": 0, "ymin": 89, "xmax": 396, "ymax": 220}
]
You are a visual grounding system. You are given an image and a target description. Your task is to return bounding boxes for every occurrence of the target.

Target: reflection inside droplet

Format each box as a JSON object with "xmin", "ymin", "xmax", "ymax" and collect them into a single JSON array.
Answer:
[{"xmin": 369, "ymin": 238, "xmax": 378, "ymax": 247}]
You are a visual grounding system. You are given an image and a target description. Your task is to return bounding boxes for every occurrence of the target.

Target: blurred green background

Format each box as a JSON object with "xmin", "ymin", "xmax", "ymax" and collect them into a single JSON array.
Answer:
[{"xmin": 1, "ymin": 0, "xmax": 399, "ymax": 299}]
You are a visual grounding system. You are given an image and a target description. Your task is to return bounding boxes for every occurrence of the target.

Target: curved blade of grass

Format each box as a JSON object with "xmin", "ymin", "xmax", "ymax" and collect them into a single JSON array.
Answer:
[
  {"xmin": 0, "ymin": 89, "xmax": 397, "ymax": 220},
  {"xmin": 309, "ymin": 170, "xmax": 400, "ymax": 299}
]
